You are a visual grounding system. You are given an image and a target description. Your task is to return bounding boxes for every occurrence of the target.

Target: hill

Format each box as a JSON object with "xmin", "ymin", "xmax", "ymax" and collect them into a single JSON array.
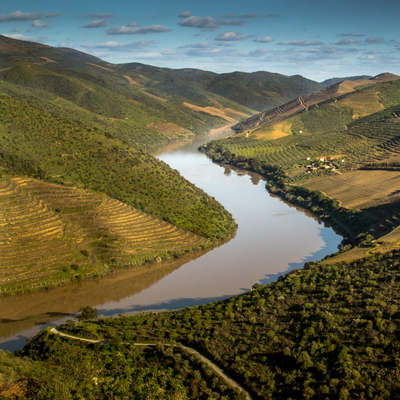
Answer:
[
  {"xmin": 4, "ymin": 247, "xmax": 400, "ymax": 399},
  {"xmin": 321, "ymin": 75, "xmax": 372, "ymax": 86},
  {"xmin": 233, "ymin": 73, "xmax": 400, "ymax": 134},
  {"xmin": 202, "ymin": 84, "xmax": 400, "ymax": 244},
  {"xmin": 0, "ymin": 176, "xmax": 210, "ymax": 295},
  {"xmin": 0, "ymin": 35, "xmax": 325, "ymax": 153},
  {"xmin": 118, "ymin": 63, "xmax": 324, "ymax": 112},
  {"xmin": 0, "ymin": 92, "xmax": 237, "ymax": 293}
]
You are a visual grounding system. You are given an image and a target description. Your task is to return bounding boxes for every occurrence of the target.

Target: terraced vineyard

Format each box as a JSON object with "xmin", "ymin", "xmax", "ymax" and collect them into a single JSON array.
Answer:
[
  {"xmin": 208, "ymin": 102, "xmax": 400, "ymax": 172},
  {"xmin": 218, "ymin": 130, "xmax": 378, "ymax": 169},
  {"xmin": 299, "ymin": 170, "xmax": 400, "ymax": 209},
  {"xmin": 0, "ymin": 177, "xmax": 208, "ymax": 295}
]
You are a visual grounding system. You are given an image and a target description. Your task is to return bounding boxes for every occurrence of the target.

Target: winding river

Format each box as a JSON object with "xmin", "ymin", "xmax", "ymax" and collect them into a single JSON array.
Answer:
[{"xmin": 0, "ymin": 126, "xmax": 341, "ymax": 352}]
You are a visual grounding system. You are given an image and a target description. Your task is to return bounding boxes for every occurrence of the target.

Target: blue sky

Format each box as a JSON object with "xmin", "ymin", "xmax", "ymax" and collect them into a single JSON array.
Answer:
[{"xmin": 1, "ymin": 0, "xmax": 399, "ymax": 81}]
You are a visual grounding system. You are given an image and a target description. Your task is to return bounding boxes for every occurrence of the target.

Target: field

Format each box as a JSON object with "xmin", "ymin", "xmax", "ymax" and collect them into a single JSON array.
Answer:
[
  {"xmin": 250, "ymin": 119, "xmax": 293, "ymax": 140},
  {"xmin": 336, "ymin": 87, "xmax": 384, "ymax": 118},
  {"xmin": 0, "ymin": 177, "xmax": 208, "ymax": 295},
  {"xmin": 299, "ymin": 170, "xmax": 400, "ymax": 209}
]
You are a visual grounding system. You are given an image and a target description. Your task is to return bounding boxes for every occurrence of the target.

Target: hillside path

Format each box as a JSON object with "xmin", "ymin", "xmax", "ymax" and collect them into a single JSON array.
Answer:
[{"xmin": 50, "ymin": 327, "xmax": 253, "ymax": 400}]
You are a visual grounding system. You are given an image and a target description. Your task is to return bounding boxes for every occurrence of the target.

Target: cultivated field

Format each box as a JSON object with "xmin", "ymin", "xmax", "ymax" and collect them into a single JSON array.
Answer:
[
  {"xmin": 0, "ymin": 177, "xmax": 208, "ymax": 294},
  {"xmin": 250, "ymin": 119, "xmax": 293, "ymax": 140},
  {"xmin": 217, "ymin": 131, "xmax": 377, "ymax": 168},
  {"xmin": 299, "ymin": 170, "xmax": 400, "ymax": 209}
]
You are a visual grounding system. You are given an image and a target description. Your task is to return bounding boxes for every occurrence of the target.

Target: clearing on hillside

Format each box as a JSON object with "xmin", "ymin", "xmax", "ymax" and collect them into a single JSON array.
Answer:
[
  {"xmin": 183, "ymin": 102, "xmax": 244, "ymax": 122},
  {"xmin": 250, "ymin": 119, "xmax": 293, "ymax": 140}
]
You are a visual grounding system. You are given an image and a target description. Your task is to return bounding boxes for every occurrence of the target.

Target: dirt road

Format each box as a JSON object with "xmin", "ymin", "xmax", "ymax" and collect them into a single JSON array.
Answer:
[{"xmin": 50, "ymin": 327, "xmax": 253, "ymax": 399}]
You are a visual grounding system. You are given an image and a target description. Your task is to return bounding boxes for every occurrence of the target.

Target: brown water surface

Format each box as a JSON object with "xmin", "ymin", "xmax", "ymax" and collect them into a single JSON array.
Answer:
[{"xmin": 0, "ymin": 126, "xmax": 341, "ymax": 352}]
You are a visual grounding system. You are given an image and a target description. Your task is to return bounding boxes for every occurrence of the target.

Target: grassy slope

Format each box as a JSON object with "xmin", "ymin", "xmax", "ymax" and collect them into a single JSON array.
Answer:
[
  {"xmin": 234, "ymin": 75, "xmax": 400, "ymax": 134},
  {"xmin": 205, "ymin": 80, "xmax": 400, "ymax": 170},
  {"xmin": 202, "ymin": 97, "xmax": 400, "ymax": 246},
  {"xmin": 0, "ymin": 93, "xmax": 236, "ymax": 242},
  {"xmin": 0, "ymin": 176, "xmax": 210, "ymax": 294},
  {"xmin": 0, "ymin": 59, "xmax": 227, "ymax": 152},
  {"xmin": 17, "ymin": 248, "xmax": 400, "ymax": 399}
]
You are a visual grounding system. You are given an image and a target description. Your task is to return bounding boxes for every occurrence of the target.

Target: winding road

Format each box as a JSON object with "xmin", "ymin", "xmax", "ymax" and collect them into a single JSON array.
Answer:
[{"xmin": 50, "ymin": 327, "xmax": 253, "ymax": 400}]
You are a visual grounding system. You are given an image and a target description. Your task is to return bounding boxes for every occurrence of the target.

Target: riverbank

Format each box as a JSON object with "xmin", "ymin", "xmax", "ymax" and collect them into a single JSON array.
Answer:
[
  {"xmin": 200, "ymin": 143, "xmax": 376, "ymax": 249},
  {"xmin": 1, "ymin": 127, "xmax": 341, "ymax": 353}
]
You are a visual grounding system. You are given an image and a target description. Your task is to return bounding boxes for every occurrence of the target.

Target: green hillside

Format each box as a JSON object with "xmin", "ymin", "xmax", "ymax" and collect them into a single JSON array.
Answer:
[
  {"xmin": 206, "ymin": 80, "xmax": 400, "ymax": 170},
  {"xmin": 4, "ymin": 248, "xmax": 400, "ymax": 399},
  {"xmin": 0, "ymin": 176, "xmax": 212, "ymax": 294},
  {"xmin": 233, "ymin": 74, "xmax": 399, "ymax": 134},
  {"xmin": 0, "ymin": 35, "xmax": 327, "ymax": 155},
  {"xmin": 0, "ymin": 93, "xmax": 236, "ymax": 241},
  {"xmin": 0, "ymin": 59, "xmax": 227, "ymax": 152},
  {"xmin": 118, "ymin": 63, "xmax": 324, "ymax": 112}
]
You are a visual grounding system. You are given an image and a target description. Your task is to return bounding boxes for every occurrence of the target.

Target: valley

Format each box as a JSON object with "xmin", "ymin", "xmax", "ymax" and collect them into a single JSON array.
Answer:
[{"xmin": 1, "ymin": 34, "xmax": 400, "ymax": 399}]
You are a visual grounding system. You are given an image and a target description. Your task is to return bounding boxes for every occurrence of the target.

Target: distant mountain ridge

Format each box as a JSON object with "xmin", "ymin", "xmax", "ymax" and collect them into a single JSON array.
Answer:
[
  {"xmin": 118, "ymin": 62, "xmax": 325, "ymax": 112},
  {"xmin": 321, "ymin": 75, "xmax": 372, "ymax": 86}
]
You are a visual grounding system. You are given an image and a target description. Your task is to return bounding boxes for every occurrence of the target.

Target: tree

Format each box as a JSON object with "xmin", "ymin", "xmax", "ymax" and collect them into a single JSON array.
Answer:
[{"xmin": 75, "ymin": 306, "xmax": 99, "ymax": 321}]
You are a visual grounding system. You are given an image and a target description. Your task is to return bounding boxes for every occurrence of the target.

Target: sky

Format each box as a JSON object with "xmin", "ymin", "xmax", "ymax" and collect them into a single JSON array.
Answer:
[{"xmin": 1, "ymin": 0, "xmax": 399, "ymax": 81}]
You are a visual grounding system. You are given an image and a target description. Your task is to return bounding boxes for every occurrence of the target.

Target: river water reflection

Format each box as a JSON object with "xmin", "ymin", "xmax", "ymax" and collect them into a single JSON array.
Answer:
[{"xmin": 0, "ymin": 127, "xmax": 341, "ymax": 352}]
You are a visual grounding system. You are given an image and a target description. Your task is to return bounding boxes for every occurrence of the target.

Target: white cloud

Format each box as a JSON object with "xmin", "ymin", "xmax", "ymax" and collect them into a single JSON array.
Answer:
[
  {"xmin": 46, "ymin": 13, "xmax": 61, "ymax": 19},
  {"xmin": 359, "ymin": 55, "xmax": 376, "ymax": 60},
  {"xmin": 365, "ymin": 36, "xmax": 384, "ymax": 44},
  {"xmin": 31, "ymin": 20, "xmax": 52, "ymax": 28},
  {"xmin": 277, "ymin": 40, "xmax": 324, "ymax": 46},
  {"xmin": 11, "ymin": 27, "xmax": 21, "ymax": 32},
  {"xmin": 363, "ymin": 49, "xmax": 382, "ymax": 55},
  {"xmin": 178, "ymin": 15, "xmax": 244, "ymax": 31},
  {"xmin": 107, "ymin": 24, "xmax": 171, "ymax": 35},
  {"xmin": 215, "ymin": 31, "xmax": 251, "ymax": 41},
  {"xmin": 179, "ymin": 42, "xmax": 213, "ymax": 49},
  {"xmin": 0, "ymin": 11, "xmax": 60, "ymax": 23},
  {"xmin": 81, "ymin": 40, "xmax": 157, "ymax": 52},
  {"xmin": 216, "ymin": 41, "xmax": 234, "ymax": 47},
  {"xmin": 2, "ymin": 33, "xmax": 48, "ymax": 42},
  {"xmin": 334, "ymin": 38, "xmax": 360, "ymax": 45},
  {"xmin": 178, "ymin": 11, "xmax": 192, "ymax": 18},
  {"xmin": 220, "ymin": 12, "xmax": 257, "ymax": 19},
  {"xmin": 240, "ymin": 13, "xmax": 257, "ymax": 18},
  {"xmin": 81, "ymin": 19, "xmax": 108, "ymax": 28},
  {"xmin": 0, "ymin": 11, "xmax": 44, "ymax": 23},
  {"xmin": 254, "ymin": 36, "xmax": 274, "ymax": 43},
  {"xmin": 337, "ymin": 33, "xmax": 364, "ymax": 37},
  {"xmin": 247, "ymin": 48, "xmax": 270, "ymax": 57},
  {"xmin": 59, "ymin": 42, "xmax": 74, "ymax": 47}
]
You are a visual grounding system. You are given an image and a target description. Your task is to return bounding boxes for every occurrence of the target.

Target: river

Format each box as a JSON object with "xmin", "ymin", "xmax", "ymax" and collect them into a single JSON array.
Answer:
[{"xmin": 0, "ymin": 126, "xmax": 341, "ymax": 352}]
